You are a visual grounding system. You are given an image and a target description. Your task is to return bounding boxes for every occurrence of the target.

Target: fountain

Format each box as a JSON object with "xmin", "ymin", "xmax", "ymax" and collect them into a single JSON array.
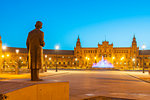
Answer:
[{"xmin": 92, "ymin": 56, "xmax": 114, "ymax": 68}]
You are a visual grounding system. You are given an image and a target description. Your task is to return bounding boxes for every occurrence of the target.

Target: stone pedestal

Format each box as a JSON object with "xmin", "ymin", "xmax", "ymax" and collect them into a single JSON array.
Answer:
[{"xmin": 0, "ymin": 79, "xmax": 69, "ymax": 100}]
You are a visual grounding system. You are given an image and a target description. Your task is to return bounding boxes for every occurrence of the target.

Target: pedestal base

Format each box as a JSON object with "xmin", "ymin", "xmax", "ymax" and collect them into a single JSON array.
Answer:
[{"xmin": 0, "ymin": 79, "xmax": 69, "ymax": 100}]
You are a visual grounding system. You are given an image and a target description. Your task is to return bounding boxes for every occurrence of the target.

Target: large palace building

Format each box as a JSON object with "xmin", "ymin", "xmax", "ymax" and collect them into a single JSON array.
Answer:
[{"xmin": 0, "ymin": 35, "xmax": 150, "ymax": 70}]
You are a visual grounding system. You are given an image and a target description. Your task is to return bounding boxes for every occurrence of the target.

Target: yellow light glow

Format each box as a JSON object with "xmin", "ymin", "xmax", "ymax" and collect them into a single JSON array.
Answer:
[
  {"xmin": 94, "ymin": 57, "xmax": 96, "ymax": 59},
  {"xmin": 55, "ymin": 45, "xmax": 60, "ymax": 50},
  {"xmin": 132, "ymin": 58, "xmax": 135, "ymax": 61},
  {"xmin": 112, "ymin": 57, "xmax": 115, "ymax": 59},
  {"xmin": 45, "ymin": 55, "xmax": 47, "ymax": 58},
  {"xmin": 19, "ymin": 57, "xmax": 22, "ymax": 59},
  {"xmin": 88, "ymin": 58, "xmax": 90, "ymax": 60},
  {"xmin": 7, "ymin": 54, "xmax": 9, "ymax": 57},
  {"xmin": 49, "ymin": 57, "xmax": 51, "ymax": 60},
  {"xmin": 16, "ymin": 49, "xmax": 19, "ymax": 54},
  {"xmin": 2, "ymin": 55, "xmax": 4, "ymax": 58},
  {"xmin": 121, "ymin": 57, "xmax": 124, "ymax": 60},
  {"xmin": 142, "ymin": 44, "xmax": 146, "ymax": 50},
  {"xmin": 2, "ymin": 45, "xmax": 6, "ymax": 50},
  {"xmin": 85, "ymin": 57, "xmax": 88, "ymax": 59},
  {"xmin": 75, "ymin": 58, "xmax": 78, "ymax": 61}
]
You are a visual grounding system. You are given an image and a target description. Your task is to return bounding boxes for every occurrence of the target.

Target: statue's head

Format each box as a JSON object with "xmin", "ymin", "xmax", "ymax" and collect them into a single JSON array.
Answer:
[{"xmin": 35, "ymin": 21, "xmax": 42, "ymax": 29}]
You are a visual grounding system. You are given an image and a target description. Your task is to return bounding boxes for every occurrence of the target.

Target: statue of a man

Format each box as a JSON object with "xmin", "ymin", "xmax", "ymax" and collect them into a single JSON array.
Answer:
[{"xmin": 26, "ymin": 21, "xmax": 45, "ymax": 81}]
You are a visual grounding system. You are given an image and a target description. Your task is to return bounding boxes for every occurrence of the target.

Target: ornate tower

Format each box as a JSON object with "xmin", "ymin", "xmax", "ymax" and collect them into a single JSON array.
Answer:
[
  {"xmin": 132, "ymin": 35, "xmax": 137, "ymax": 48},
  {"xmin": 74, "ymin": 36, "xmax": 82, "ymax": 66},
  {"xmin": 131, "ymin": 35, "xmax": 139, "ymax": 68},
  {"xmin": 76, "ymin": 36, "xmax": 81, "ymax": 48}
]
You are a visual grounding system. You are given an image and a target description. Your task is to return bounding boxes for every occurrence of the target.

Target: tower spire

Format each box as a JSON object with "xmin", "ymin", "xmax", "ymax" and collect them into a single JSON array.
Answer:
[
  {"xmin": 132, "ymin": 34, "xmax": 137, "ymax": 47},
  {"xmin": 76, "ymin": 35, "xmax": 81, "ymax": 47},
  {"xmin": 77, "ymin": 35, "xmax": 80, "ymax": 42}
]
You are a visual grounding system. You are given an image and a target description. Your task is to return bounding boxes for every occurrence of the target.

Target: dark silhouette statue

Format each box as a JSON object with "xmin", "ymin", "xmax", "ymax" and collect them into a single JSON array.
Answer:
[{"xmin": 26, "ymin": 21, "xmax": 45, "ymax": 81}]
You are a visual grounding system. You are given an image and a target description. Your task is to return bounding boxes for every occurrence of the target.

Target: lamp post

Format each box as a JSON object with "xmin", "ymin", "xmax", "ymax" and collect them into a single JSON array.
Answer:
[
  {"xmin": 15, "ymin": 49, "xmax": 19, "ymax": 74},
  {"xmin": 55, "ymin": 45, "xmax": 59, "ymax": 72},
  {"xmin": 75, "ymin": 58, "xmax": 78, "ymax": 69},
  {"xmin": 121, "ymin": 57, "xmax": 124, "ymax": 70},
  {"xmin": 2, "ymin": 45, "xmax": 7, "ymax": 71},
  {"xmin": 87, "ymin": 58, "xmax": 90, "ymax": 69},
  {"xmin": 142, "ymin": 44, "xmax": 146, "ymax": 73},
  {"xmin": 112, "ymin": 57, "xmax": 115, "ymax": 65},
  {"xmin": 132, "ymin": 58, "xmax": 135, "ymax": 70},
  {"xmin": 49, "ymin": 57, "xmax": 51, "ymax": 69}
]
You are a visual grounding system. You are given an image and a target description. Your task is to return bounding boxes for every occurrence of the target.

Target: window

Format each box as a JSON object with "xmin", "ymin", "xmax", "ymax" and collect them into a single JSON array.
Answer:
[
  {"xmin": 104, "ymin": 54, "xmax": 107, "ymax": 57},
  {"xmin": 109, "ymin": 54, "xmax": 111, "ymax": 57},
  {"xmin": 68, "ymin": 62, "xmax": 70, "ymax": 65}
]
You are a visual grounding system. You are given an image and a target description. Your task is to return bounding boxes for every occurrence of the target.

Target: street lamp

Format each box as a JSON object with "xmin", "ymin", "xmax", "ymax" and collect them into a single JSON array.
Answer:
[
  {"xmin": 15, "ymin": 49, "xmax": 20, "ymax": 74},
  {"xmin": 55, "ymin": 45, "xmax": 59, "ymax": 50},
  {"xmin": 7, "ymin": 54, "xmax": 9, "ymax": 57},
  {"xmin": 19, "ymin": 57, "xmax": 22, "ymax": 59},
  {"xmin": 16, "ymin": 49, "xmax": 20, "ymax": 73},
  {"xmin": 142, "ymin": 44, "xmax": 146, "ymax": 73},
  {"xmin": 121, "ymin": 57, "xmax": 124, "ymax": 60},
  {"xmin": 87, "ymin": 58, "xmax": 90, "ymax": 69},
  {"xmin": 132, "ymin": 58, "xmax": 135, "ymax": 61},
  {"xmin": 49, "ymin": 57, "xmax": 51, "ymax": 61},
  {"xmin": 2, "ymin": 45, "xmax": 7, "ymax": 71},
  {"xmin": 2, "ymin": 55, "xmax": 4, "ymax": 58},
  {"xmin": 16, "ymin": 49, "xmax": 19, "ymax": 54},
  {"xmin": 55, "ymin": 45, "xmax": 59, "ymax": 72},
  {"xmin": 120, "ymin": 57, "xmax": 124, "ymax": 70},
  {"xmin": 132, "ymin": 58, "xmax": 135, "ymax": 70},
  {"xmin": 2, "ymin": 45, "xmax": 7, "ymax": 50},
  {"xmin": 112, "ymin": 57, "xmax": 115, "ymax": 60},
  {"xmin": 45, "ymin": 55, "xmax": 47, "ymax": 58},
  {"xmin": 49, "ymin": 57, "xmax": 52, "ymax": 69}
]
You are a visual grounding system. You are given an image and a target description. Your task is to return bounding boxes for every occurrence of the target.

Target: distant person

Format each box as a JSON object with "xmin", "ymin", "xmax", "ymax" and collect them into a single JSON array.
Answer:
[{"xmin": 26, "ymin": 21, "xmax": 45, "ymax": 81}]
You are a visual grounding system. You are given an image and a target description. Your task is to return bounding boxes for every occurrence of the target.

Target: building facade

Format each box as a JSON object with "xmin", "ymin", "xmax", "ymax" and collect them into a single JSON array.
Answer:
[{"xmin": 0, "ymin": 35, "xmax": 150, "ymax": 70}]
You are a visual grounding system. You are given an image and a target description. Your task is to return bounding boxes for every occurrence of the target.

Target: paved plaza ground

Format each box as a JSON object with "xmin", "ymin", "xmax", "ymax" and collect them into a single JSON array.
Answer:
[{"xmin": 0, "ymin": 70, "xmax": 150, "ymax": 100}]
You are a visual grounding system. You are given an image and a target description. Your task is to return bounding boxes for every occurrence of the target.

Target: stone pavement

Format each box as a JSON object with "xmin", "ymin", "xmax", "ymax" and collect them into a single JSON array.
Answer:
[
  {"xmin": 42, "ymin": 70, "xmax": 150, "ymax": 100},
  {"xmin": 123, "ymin": 71, "xmax": 150, "ymax": 83}
]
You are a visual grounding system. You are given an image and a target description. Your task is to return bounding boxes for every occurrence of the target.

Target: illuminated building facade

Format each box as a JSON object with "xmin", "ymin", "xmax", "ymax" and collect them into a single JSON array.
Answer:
[{"xmin": 0, "ymin": 35, "xmax": 150, "ymax": 70}]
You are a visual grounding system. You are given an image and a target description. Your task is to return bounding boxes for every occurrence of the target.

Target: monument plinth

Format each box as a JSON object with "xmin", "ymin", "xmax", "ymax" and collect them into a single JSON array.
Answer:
[{"xmin": 0, "ymin": 79, "xmax": 69, "ymax": 100}]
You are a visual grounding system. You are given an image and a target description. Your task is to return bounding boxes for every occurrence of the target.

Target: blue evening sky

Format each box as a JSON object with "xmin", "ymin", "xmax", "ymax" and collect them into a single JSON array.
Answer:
[{"xmin": 1, "ymin": 0, "xmax": 150, "ymax": 50}]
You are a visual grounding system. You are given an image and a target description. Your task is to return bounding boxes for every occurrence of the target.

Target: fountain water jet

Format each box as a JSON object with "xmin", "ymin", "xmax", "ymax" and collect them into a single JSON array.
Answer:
[{"xmin": 92, "ymin": 56, "xmax": 114, "ymax": 68}]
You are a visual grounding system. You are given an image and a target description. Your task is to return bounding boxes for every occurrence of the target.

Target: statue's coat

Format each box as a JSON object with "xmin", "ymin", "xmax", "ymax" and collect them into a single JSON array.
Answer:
[{"xmin": 26, "ymin": 29, "xmax": 45, "ymax": 69}]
